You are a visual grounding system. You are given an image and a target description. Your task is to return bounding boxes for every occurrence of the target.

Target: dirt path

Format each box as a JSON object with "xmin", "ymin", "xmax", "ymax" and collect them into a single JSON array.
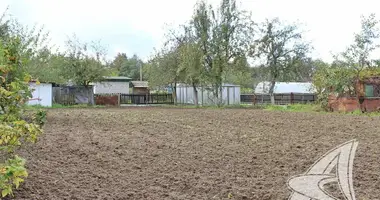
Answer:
[{"xmin": 10, "ymin": 108, "xmax": 380, "ymax": 199}]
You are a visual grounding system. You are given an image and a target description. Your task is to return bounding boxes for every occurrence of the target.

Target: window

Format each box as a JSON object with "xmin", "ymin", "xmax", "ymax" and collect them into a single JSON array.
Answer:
[{"xmin": 365, "ymin": 84, "xmax": 374, "ymax": 97}]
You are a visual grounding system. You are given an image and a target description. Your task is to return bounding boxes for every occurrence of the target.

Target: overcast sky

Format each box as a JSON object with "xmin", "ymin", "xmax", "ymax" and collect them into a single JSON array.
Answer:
[{"xmin": 1, "ymin": 0, "xmax": 380, "ymax": 63}]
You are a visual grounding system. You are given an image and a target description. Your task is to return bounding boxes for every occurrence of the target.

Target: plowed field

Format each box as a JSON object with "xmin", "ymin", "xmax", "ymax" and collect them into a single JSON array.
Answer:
[{"xmin": 11, "ymin": 108, "xmax": 380, "ymax": 199}]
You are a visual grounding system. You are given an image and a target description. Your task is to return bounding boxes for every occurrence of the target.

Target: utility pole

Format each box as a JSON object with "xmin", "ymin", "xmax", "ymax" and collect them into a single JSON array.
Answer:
[{"xmin": 139, "ymin": 61, "xmax": 142, "ymax": 81}]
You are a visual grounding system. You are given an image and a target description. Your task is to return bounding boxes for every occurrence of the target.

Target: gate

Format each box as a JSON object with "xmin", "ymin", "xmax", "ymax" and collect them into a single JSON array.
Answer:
[{"xmin": 120, "ymin": 94, "xmax": 174, "ymax": 104}]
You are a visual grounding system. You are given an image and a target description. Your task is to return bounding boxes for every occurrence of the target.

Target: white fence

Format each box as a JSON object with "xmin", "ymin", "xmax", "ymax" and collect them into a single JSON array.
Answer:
[{"xmin": 176, "ymin": 84, "xmax": 240, "ymax": 105}]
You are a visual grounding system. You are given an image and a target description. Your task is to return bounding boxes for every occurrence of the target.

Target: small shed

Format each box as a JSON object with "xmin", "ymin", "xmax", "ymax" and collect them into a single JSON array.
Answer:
[
  {"xmin": 92, "ymin": 76, "xmax": 132, "ymax": 94},
  {"xmin": 27, "ymin": 81, "xmax": 53, "ymax": 107},
  {"xmin": 131, "ymin": 81, "xmax": 149, "ymax": 94},
  {"xmin": 176, "ymin": 83, "xmax": 241, "ymax": 105}
]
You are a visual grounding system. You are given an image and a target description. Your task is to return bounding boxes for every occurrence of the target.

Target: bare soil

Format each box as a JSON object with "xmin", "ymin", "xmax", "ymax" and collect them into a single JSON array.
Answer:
[{"xmin": 9, "ymin": 108, "xmax": 380, "ymax": 199}]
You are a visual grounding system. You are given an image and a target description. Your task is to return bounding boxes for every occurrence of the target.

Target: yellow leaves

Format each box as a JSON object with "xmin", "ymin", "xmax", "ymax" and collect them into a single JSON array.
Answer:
[
  {"xmin": 0, "ymin": 37, "xmax": 44, "ymax": 199},
  {"xmin": 13, "ymin": 177, "xmax": 24, "ymax": 188},
  {"xmin": 36, "ymin": 80, "xmax": 40, "ymax": 85},
  {"xmin": 358, "ymin": 68, "xmax": 380, "ymax": 80},
  {"xmin": 12, "ymin": 169, "xmax": 28, "ymax": 178},
  {"xmin": 13, "ymin": 120, "xmax": 26, "ymax": 126},
  {"xmin": 0, "ymin": 156, "xmax": 28, "ymax": 197},
  {"xmin": 2, "ymin": 187, "xmax": 11, "ymax": 197},
  {"xmin": 23, "ymin": 75, "xmax": 31, "ymax": 83}
]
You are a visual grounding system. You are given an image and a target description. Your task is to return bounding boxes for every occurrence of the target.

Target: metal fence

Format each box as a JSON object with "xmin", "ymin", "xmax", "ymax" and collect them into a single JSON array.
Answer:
[
  {"xmin": 241, "ymin": 93, "xmax": 317, "ymax": 105},
  {"xmin": 120, "ymin": 94, "xmax": 174, "ymax": 105}
]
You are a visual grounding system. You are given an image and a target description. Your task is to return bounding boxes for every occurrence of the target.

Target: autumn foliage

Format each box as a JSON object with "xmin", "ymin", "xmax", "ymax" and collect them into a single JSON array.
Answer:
[{"xmin": 0, "ymin": 38, "xmax": 44, "ymax": 198}]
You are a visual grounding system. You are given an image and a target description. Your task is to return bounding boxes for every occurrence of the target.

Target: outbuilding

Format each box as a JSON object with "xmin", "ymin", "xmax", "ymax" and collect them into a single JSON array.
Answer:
[{"xmin": 27, "ymin": 81, "xmax": 53, "ymax": 107}]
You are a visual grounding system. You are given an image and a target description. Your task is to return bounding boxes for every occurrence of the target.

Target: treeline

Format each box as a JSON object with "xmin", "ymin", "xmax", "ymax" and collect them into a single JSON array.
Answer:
[
  {"xmin": 144, "ymin": 0, "xmax": 315, "ymax": 106},
  {"xmin": 2, "ymin": 0, "xmax": 380, "ymax": 108},
  {"xmin": 145, "ymin": 0, "xmax": 380, "ymax": 107}
]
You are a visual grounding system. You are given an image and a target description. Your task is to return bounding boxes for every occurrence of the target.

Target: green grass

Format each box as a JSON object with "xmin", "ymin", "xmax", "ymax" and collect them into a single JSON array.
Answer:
[
  {"xmin": 262, "ymin": 103, "xmax": 380, "ymax": 117},
  {"xmin": 156, "ymin": 103, "xmax": 266, "ymax": 109},
  {"xmin": 25, "ymin": 103, "xmax": 105, "ymax": 110},
  {"xmin": 264, "ymin": 103, "xmax": 323, "ymax": 112},
  {"xmin": 25, "ymin": 102, "xmax": 380, "ymax": 117}
]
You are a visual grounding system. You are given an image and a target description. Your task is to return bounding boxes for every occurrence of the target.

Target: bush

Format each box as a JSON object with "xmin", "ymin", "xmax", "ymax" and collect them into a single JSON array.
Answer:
[{"xmin": 0, "ymin": 38, "xmax": 43, "ymax": 197}]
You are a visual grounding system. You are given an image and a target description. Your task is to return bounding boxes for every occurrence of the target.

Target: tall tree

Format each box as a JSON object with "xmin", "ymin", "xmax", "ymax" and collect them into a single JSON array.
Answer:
[
  {"xmin": 62, "ymin": 35, "xmax": 108, "ymax": 104},
  {"xmin": 111, "ymin": 52, "xmax": 127, "ymax": 71},
  {"xmin": 177, "ymin": 32, "xmax": 204, "ymax": 106},
  {"xmin": 145, "ymin": 24, "xmax": 189, "ymax": 104},
  {"xmin": 250, "ymin": 18, "xmax": 309, "ymax": 104},
  {"xmin": 191, "ymin": 0, "xmax": 254, "ymax": 105},
  {"xmin": 26, "ymin": 48, "xmax": 66, "ymax": 83},
  {"xmin": 118, "ymin": 54, "xmax": 144, "ymax": 80},
  {"xmin": 147, "ymin": 46, "xmax": 183, "ymax": 104},
  {"xmin": 0, "ymin": 8, "xmax": 52, "ymax": 81},
  {"xmin": 334, "ymin": 13, "xmax": 380, "ymax": 86}
]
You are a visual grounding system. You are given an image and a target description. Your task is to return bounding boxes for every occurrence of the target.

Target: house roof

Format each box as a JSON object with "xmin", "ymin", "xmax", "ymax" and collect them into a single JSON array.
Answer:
[
  {"xmin": 360, "ymin": 76, "xmax": 380, "ymax": 84},
  {"xmin": 255, "ymin": 81, "xmax": 316, "ymax": 94},
  {"xmin": 103, "ymin": 76, "xmax": 132, "ymax": 82},
  {"xmin": 176, "ymin": 83, "xmax": 240, "ymax": 87},
  {"xmin": 131, "ymin": 81, "xmax": 149, "ymax": 88},
  {"xmin": 29, "ymin": 79, "xmax": 54, "ymax": 84}
]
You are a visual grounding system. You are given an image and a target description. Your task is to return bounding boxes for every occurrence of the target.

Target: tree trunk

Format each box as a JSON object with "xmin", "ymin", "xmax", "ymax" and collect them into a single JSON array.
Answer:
[
  {"xmin": 269, "ymin": 80, "xmax": 276, "ymax": 105},
  {"xmin": 192, "ymin": 83, "xmax": 198, "ymax": 107},
  {"xmin": 173, "ymin": 82, "xmax": 177, "ymax": 105}
]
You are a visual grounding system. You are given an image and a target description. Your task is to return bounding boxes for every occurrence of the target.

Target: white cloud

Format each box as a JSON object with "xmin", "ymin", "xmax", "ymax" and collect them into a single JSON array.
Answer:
[{"xmin": 1, "ymin": 0, "xmax": 380, "ymax": 63}]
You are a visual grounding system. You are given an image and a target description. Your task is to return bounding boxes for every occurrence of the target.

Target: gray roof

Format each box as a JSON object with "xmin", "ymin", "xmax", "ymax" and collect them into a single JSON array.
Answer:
[
  {"xmin": 255, "ymin": 81, "xmax": 316, "ymax": 94},
  {"xmin": 176, "ymin": 83, "xmax": 240, "ymax": 87},
  {"xmin": 104, "ymin": 76, "xmax": 131, "ymax": 80},
  {"xmin": 131, "ymin": 81, "xmax": 149, "ymax": 88}
]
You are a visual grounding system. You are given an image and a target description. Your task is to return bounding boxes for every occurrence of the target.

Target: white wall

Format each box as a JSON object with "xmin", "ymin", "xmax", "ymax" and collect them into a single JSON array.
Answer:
[
  {"xmin": 176, "ymin": 85, "xmax": 241, "ymax": 105},
  {"xmin": 93, "ymin": 81, "xmax": 129, "ymax": 94},
  {"xmin": 27, "ymin": 83, "xmax": 53, "ymax": 107}
]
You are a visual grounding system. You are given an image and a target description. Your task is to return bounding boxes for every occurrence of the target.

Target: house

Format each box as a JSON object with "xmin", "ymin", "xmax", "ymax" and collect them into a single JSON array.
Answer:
[
  {"xmin": 329, "ymin": 76, "xmax": 380, "ymax": 112},
  {"xmin": 92, "ymin": 76, "xmax": 132, "ymax": 94},
  {"xmin": 254, "ymin": 81, "xmax": 316, "ymax": 94},
  {"xmin": 27, "ymin": 81, "xmax": 53, "ymax": 107}
]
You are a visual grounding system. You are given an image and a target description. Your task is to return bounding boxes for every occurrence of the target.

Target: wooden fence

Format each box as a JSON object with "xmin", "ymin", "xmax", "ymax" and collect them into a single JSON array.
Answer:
[
  {"xmin": 241, "ymin": 93, "xmax": 317, "ymax": 105},
  {"xmin": 94, "ymin": 93, "xmax": 120, "ymax": 106}
]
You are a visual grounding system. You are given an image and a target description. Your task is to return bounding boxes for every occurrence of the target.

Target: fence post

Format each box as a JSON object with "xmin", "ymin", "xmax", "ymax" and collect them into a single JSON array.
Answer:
[
  {"xmin": 118, "ymin": 93, "xmax": 121, "ymax": 106},
  {"xmin": 201, "ymin": 86, "xmax": 204, "ymax": 106},
  {"xmin": 227, "ymin": 86, "xmax": 230, "ymax": 105},
  {"xmin": 233, "ymin": 87, "xmax": 236, "ymax": 104},
  {"xmin": 290, "ymin": 92, "xmax": 294, "ymax": 104}
]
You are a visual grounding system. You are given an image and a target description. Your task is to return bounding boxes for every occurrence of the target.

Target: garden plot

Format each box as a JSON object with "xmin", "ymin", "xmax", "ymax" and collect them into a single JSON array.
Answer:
[{"xmin": 12, "ymin": 108, "xmax": 380, "ymax": 199}]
